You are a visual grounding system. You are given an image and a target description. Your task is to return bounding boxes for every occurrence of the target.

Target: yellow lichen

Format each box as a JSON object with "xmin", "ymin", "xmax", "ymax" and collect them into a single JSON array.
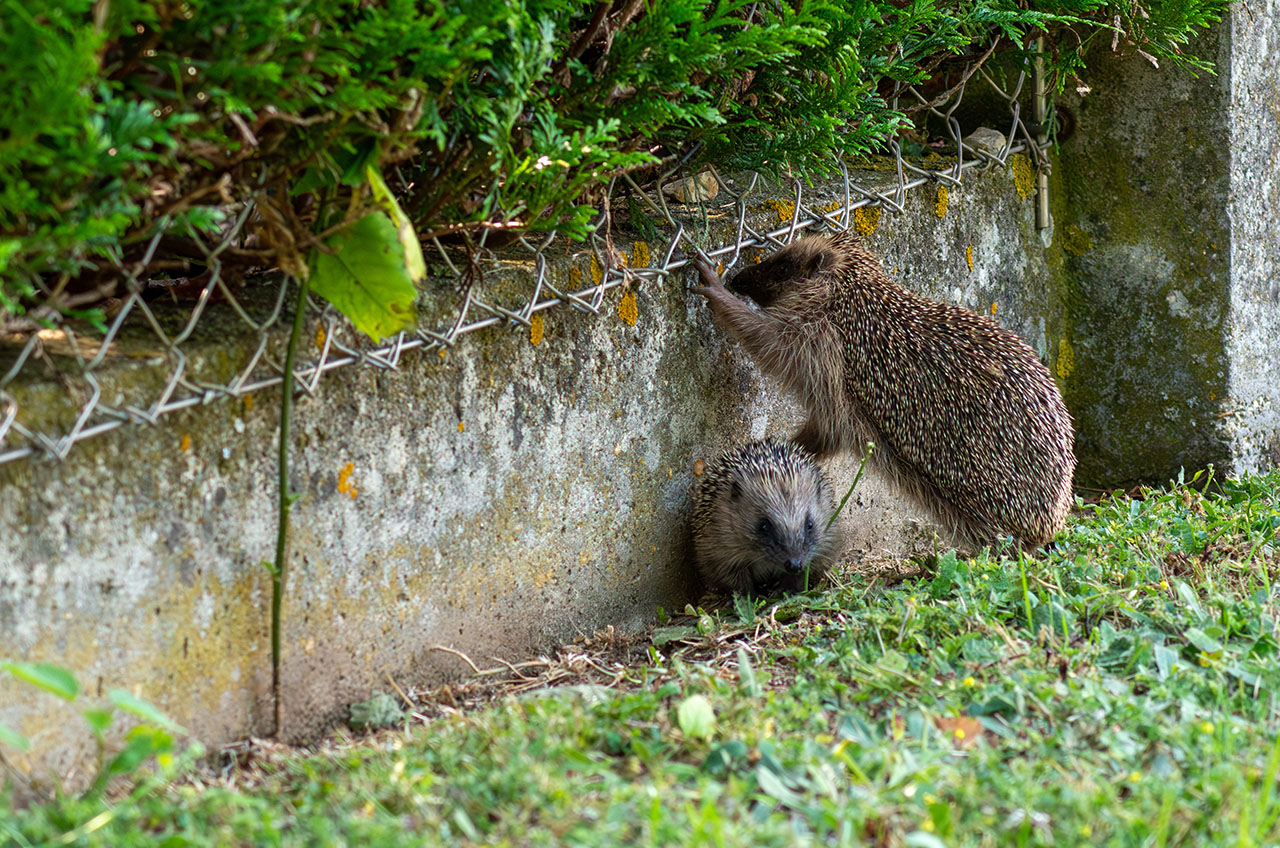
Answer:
[
  {"xmin": 966, "ymin": 244, "xmax": 974, "ymax": 273},
  {"xmin": 934, "ymin": 185, "xmax": 949, "ymax": 218},
  {"xmin": 457, "ymin": 421, "xmax": 465, "ymax": 433},
  {"xmin": 1011, "ymin": 154, "xmax": 1035, "ymax": 200},
  {"xmin": 315, "ymin": 326, "xmax": 326, "ymax": 349},
  {"xmin": 1062, "ymin": 224, "xmax": 1092, "ymax": 256},
  {"xmin": 180, "ymin": 434, "xmax": 191, "ymax": 452},
  {"xmin": 854, "ymin": 206, "xmax": 880, "ymax": 235},
  {"xmin": 991, "ymin": 302, "xmax": 997, "ymax": 315},
  {"xmin": 530, "ymin": 313, "xmax": 544, "ymax": 347},
  {"xmin": 589, "ymin": 254, "xmax": 603, "ymax": 285},
  {"xmin": 438, "ymin": 348, "xmax": 447, "ymax": 359},
  {"xmin": 337, "ymin": 462, "xmax": 358, "ymax": 499},
  {"xmin": 618, "ymin": 290, "xmax": 638, "ymax": 327},
  {"xmin": 693, "ymin": 459, "xmax": 706, "ymax": 476},
  {"xmin": 243, "ymin": 394, "xmax": 254, "ymax": 412},
  {"xmin": 631, "ymin": 241, "xmax": 651, "ymax": 268},
  {"xmin": 1056, "ymin": 337, "xmax": 1075, "ymax": 380},
  {"xmin": 569, "ymin": 267, "xmax": 584, "ymax": 287},
  {"xmin": 763, "ymin": 198, "xmax": 796, "ymax": 222}
]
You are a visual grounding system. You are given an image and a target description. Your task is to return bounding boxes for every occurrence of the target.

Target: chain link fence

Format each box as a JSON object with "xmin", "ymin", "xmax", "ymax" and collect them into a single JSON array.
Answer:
[{"xmin": 0, "ymin": 65, "xmax": 1045, "ymax": 468}]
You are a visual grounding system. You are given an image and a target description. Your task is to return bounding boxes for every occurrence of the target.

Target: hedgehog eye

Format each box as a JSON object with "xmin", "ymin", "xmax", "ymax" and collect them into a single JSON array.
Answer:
[
  {"xmin": 758, "ymin": 518, "xmax": 773, "ymax": 537},
  {"xmin": 805, "ymin": 515, "xmax": 815, "ymax": 533}
]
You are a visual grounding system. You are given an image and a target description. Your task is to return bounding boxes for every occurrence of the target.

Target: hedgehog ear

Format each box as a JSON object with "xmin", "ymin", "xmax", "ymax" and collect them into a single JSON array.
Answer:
[
  {"xmin": 729, "ymin": 480, "xmax": 742, "ymax": 501},
  {"xmin": 803, "ymin": 250, "xmax": 830, "ymax": 277}
]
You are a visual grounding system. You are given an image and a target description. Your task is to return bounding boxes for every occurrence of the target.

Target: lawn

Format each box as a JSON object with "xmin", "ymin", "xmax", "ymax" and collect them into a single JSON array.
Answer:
[{"xmin": 5, "ymin": 468, "xmax": 1280, "ymax": 847}]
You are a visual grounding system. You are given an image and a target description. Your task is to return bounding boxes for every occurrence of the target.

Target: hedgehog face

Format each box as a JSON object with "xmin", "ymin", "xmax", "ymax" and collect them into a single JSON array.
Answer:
[
  {"xmin": 727, "ymin": 471, "xmax": 833, "ymax": 593},
  {"xmin": 728, "ymin": 237, "xmax": 831, "ymax": 308}
]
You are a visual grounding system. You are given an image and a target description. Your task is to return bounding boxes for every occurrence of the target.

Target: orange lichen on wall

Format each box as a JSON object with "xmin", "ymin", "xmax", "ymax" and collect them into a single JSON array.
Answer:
[{"xmin": 337, "ymin": 462, "xmax": 359, "ymax": 499}]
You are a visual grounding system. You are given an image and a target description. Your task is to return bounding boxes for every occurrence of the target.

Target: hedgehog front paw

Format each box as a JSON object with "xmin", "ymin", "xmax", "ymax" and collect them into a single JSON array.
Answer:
[{"xmin": 690, "ymin": 257, "xmax": 727, "ymax": 298}]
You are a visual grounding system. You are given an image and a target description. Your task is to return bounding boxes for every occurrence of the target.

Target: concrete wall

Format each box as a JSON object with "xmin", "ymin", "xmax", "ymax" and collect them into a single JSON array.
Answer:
[
  {"xmin": 1048, "ymin": 13, "xmax": 1280, "ymax": 486},
  {"xmin": 0, "ymin": 160, "xmax": 1053, "ymax": 785},
  {"xmin": 1225, "ymin": 0, "xmax": 1280, "ymax": 470}
]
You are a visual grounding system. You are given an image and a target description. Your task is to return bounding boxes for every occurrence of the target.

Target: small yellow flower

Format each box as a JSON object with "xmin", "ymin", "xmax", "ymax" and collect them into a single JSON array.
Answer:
[
  {"xmin": 963, "ymin": 676, "xmax": 976, "ymax": 688},
  {"xmin": 922, "ymin": 819, "xmax": 935, "ymax": 833},
  {"xmin": 1200, "ymin": 721, "xmax": 1215, "ymax": 734},
  {"xmin": 1127, "ymin": 770, "xmax": 1142, "ymax": 784},
  {"xmin": 1080, "ymin": 825, "xmax": 1093, "ymax": 838},
  {"xmin": 1159, "ymin": 580, "xmax": 1169, "ymax": 590}
]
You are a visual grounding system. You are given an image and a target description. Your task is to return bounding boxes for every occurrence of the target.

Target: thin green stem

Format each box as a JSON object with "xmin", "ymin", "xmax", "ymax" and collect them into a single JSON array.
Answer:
[
  {"xmin": 272, "ymin": 275, "xmax": 310, "ymax": 736},
  {"xmin": 826, "ymin": 442, "xmax": 874, "ymax": 531}
]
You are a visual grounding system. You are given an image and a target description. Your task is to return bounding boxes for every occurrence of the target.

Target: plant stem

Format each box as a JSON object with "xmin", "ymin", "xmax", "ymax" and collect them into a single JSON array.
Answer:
[
  {"xmin": 272, "ymin": 275, "xmax": 310, "ymax": 736},
  {"xmin": 826, "ymin": 442, "xmax": 874, "ymax": 531}
]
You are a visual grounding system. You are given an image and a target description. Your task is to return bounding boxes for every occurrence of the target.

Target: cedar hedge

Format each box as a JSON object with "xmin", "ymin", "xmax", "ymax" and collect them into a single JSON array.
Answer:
[{"xmin": 0, "ymin": 0, "xmax": 1225, "ymax": 330}]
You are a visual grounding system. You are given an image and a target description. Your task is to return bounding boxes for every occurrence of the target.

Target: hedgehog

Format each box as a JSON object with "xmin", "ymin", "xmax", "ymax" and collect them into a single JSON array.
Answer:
[
  {"xmin": 692, "ymin": 438, "xmax": 840, "ymax": 595},
  {"xmin": 691, "ymin": 231, "xmax": 1076, "ymax": 550}
]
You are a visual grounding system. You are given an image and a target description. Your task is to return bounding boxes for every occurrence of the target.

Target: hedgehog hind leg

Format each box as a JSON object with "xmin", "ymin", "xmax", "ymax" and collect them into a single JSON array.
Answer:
[{"xmin": 794, "ymin": 417, "xmax": 839, "ymax": 458}]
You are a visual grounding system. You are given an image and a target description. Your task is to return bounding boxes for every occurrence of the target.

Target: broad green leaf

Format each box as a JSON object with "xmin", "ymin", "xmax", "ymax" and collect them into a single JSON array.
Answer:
[
  {"xmin": 310, "ymin": 213, "xmax": 418, "ymax": 342},
  {"xmin": 1154, "ymin": 644, "xmax": 1181, "ymax": 679},
  {"xmin": 0, "ymin": 724, "xmax": 29, "ymax": 751},
  {"xmin": 754, "ymin": 764, "xmax": 803, "ymax": 806},
  {"xmin": 676, "ymin": 694, "xmax": 716, "ymax": 740},
  {"xmin": 82, "ymin": 708, "xmax": 114, "ymax": 739},
  {"xmin": 366, "ymin": 165, "xmax": 426, "ymax": 285},
  {"xmin": 1185, "ymin": 627, "xmax": 1224, "ymax": 654},
  {"xmin": 109, "ymin": 689, "xmax": 184, "ymax": 732},
  {"xmin": 2, "ymin": 661, "xmax": 78, "ymax": 701}
]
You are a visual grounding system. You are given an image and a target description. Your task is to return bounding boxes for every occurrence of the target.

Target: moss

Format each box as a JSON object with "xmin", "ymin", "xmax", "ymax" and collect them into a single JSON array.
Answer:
[{"xmin": 1061, "ymin": 225, "xmax": 1092, "ymax": 256}]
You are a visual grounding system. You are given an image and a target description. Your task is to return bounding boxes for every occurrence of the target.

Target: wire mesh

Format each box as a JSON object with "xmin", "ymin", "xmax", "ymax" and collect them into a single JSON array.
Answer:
[{"xmin": 0, "ymin": 66, "xmax": 1045, "ymax": 468}]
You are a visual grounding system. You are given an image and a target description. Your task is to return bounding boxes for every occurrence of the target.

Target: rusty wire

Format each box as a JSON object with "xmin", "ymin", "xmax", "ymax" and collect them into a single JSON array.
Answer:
[{"xmin": 0, "ymin": 66, "xmax": 1043, "ymax": 468}]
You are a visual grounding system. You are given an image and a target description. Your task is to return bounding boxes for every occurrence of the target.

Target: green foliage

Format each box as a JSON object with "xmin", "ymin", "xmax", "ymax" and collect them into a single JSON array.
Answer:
[
  {"xmin": 1, "ymin": 661, "xmax": 79, "ymax": 702},
  {"xmin": 0, "ymin": 661, "xmax": 195, "ymax": 801},
  {"xmin": 309, "ymin": 213, "xmax": 418, "ymax": 342},
  {"xmin": 1, "ymin": 0, "xmax": 1228, "ymax": 326}
]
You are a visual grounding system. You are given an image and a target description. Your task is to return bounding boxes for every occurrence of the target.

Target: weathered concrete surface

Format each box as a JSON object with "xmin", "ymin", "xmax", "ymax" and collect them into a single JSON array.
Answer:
[
  {"xmin": 1049, "ymin": 13, "xmax": 1280, "ymax": 486},
  {"xmin": 1225, "ymin": 0, "xmax": 1280, "ymax": 471},
  {"xmin": 0, "ymin": 158, "xmax": 1056, "ymax": 785}
]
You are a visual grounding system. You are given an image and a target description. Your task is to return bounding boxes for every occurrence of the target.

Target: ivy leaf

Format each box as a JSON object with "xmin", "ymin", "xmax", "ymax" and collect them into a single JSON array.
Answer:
[
  {"xmin": 2, "ymin": 661, "xmax": 78, "ymax": 701},
  {"xmin": 310, "ymin": 213, "xmax": 418, "ymax": 342}
]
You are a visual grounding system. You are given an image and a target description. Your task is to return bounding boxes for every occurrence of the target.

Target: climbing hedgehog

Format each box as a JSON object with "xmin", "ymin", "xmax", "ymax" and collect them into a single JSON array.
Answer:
[
  {"xmin": 691, "ymin": 231, "xmax": 1076, "ymax": 550},
  {"xmin": 692, "ymin": 438, "xmax": 839, "ymax": 595}
]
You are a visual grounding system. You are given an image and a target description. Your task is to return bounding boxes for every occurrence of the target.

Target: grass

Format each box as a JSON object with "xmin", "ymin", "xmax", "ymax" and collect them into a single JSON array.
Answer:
[{"xmin": 5, "ymin": 467, "xmax": 1280, "ymax": 847}]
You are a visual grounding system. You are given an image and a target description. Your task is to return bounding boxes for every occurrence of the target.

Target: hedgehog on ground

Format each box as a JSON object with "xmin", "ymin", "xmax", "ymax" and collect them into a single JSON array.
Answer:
[
  {"xmin": 691, "ymin": 231, "xmax": 1076, "ymax": 550},
  {"xmin": 692, "ymin": 438, "xmax": 840, "ymax": 595}
]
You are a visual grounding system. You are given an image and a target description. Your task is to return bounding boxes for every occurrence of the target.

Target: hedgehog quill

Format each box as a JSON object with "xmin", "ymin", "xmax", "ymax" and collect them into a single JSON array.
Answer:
[{"xmin": 692, "ymin": 232, "xmax": 1076, "ymax": 550}]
